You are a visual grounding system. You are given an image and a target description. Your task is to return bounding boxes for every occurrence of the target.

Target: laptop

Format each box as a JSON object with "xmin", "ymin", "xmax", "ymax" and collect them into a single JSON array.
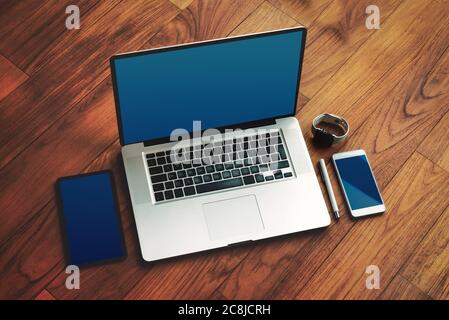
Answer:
[{"xmin": 110, "ymin": 26, "xmax": 330, "ymax": 262}]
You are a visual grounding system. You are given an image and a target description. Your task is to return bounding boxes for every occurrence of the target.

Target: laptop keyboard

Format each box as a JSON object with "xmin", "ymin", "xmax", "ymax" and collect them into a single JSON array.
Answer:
[{"xmin": 145, "ymin": 130, "xmax": 294, "ymax": 203}]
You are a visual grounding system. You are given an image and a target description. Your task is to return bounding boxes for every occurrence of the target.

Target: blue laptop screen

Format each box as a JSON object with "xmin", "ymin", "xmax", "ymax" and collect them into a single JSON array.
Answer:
[{"xmin": 112, "ymin": 29, "xmax": 305, "ymax": 145}]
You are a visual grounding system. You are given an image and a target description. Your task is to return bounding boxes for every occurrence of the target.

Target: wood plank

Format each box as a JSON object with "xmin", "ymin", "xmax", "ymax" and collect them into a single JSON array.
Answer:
[
  {"xmin": 0, "ymin": 0, "xmax": 264, "ymax": 300},
  {"xmin": 0, "ymin": 138, "xmax": 128, "ymax": 299},
  {"xmin": 0, "ymin": 0, "xmax": 101, "ymax": 73},
  {"xmin": 418, "ymin": 110, "xmax": 449, "ymax": 172},
  {"xmin": 146, "ymin": 0, "xmax": 310, "ymax": 108},
  {"xmin": 299, "ymin": 1, "xmax": 449, "ymax": 179},
  {"xmin": 226, "ymin": 1, "xmax": 316, "ymax": 115},
  {"xmin": 218, "ymin": 228, "xmax": 343, "ymax": 299},
  {"xmin": 300, "ymin": 0, "xmax": 403, "ymax": 98},
  {"xmin": 35, "ymin": 290, "xmax": 57, "ymax": 301},
  {"xmin": 42, "ymin": 142, "xmax": 247, "ymax": 300},
  {"xmin": 107, "ymin": 0, "xmax": 444, "ymax": 300},
  {"xmin": 44, "ymin": 142, "xmax": 148, "ymax": 300},
  {"xmin": 47, "ymin": 0, "xmax": 265, "ymax": 301},
  {"xmin": 296, "ymin": 153, "xmax": 449, "ymax": 299},
  {"xmin": 0, "ymin": 1, "xmax": 180, "ymax": 243},
  {"xmin": 1, "ymin": 0, "xmax": 447, "ymax": 300},
  {"xmin": 14, "ymin": 0, "xmax": 123, "ymax": 75},
  {"xmin": 298, "ymin": 0, "xmax": 449, "ymax": 169},
  {"xmin": 0, "ymin": 0, "xmax": 120, "ymax": 168},
  {"xmin": 123, "ymin": 245, "xmax": 251, "ymax": 300},
  {"xmin": 297, "ymin": 0, "xmax": 449, "ymax": 138},
  {"xmin": 0, "ymin": 0, "xmax": 46, "ymax": 41},
  {"xmin": 0, "ymin": 76, "xmax": 117, "ymax": 248},
  {"xmin": 10, "ymin": 0, "xmax": 266, "ymax": 300},
  {"xmin": 0, "ymin": 55, "xmax": 28, "ymax": 102},
  {"xmin": 228, "ymin": 0, "xmax": 310, "ymax": 110},
  {"xmin": 143, "ymin": 0, "xmax": 263, "ymax": 50},
  {"xmin": 379, "ymin": 275, "xmax": 431, "ymax": 300},
  {"xmin": 0, "ymin": 202, "xmax": 65, "ymax": 299},
  {"xmin": 169, "ymin": 0, "xmax": 194, "ymax": 10},
  {"xmin": 215, "ymin": 0, "xmax": 449, "ymax": 299},
  {"xmin": 265, "ymin": 42, "xmax": 449, "ymax": 294},
  {"xmin": 0, "ymin": 0, "xmax": 178, "ymax": 171},
  {"xmin": 267, "ymin": 0, "xmax": 332, "ymax": 26},
  {"xmin": 400, "ymin": 206, "xmax": 449, "ymax": 300},
  {"xmin": 331, "ymin": 46, "xmax": 449, "ymax": 190},
  {"xmin": 229, "ymin": 1, "xmax": 299, "ymax": 36}
]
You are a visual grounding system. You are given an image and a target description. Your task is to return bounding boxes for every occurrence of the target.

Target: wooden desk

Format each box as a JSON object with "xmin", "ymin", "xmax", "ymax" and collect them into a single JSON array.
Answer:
[{"xmin": 0, "ymin": 0, "xmax": 447, "ymax": 300}]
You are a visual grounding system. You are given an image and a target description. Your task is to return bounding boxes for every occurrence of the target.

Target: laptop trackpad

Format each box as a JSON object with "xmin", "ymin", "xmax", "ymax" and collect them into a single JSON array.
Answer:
[{"xmin": 203, "ymin": 195, "xmax": 264, "ymax": 241}]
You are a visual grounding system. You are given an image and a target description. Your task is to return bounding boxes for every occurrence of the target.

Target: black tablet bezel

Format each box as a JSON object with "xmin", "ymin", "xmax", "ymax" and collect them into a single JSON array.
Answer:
[{"xmin": 55, "ymin": 170, "xmax": 127, "ymax": 268}]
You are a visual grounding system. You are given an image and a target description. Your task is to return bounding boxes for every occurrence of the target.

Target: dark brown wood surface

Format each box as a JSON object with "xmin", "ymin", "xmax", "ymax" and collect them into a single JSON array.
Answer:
[{"xmin": 0, "ymin": 0, "xmax": 447, "ymax": 300}]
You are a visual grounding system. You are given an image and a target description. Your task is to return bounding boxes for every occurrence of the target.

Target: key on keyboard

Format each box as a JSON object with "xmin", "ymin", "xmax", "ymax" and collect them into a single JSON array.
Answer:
[{"xmin": 146, "ymin": 129, "xmax": 294, "ymax": 202}]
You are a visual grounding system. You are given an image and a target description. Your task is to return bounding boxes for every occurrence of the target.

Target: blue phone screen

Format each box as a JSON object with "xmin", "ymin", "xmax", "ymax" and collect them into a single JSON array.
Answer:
[
  {"xmin": 335, "ymin": 155, "xmax": 383, "ymax": 210},
  {"xmin": 57, "ymin": 172, "xmax": 125, "ymax": 266}
]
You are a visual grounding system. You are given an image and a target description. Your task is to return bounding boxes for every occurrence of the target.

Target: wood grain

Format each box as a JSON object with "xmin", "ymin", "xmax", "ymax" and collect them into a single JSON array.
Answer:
[
  {"xmin": 230, "ymin": 1, "xmax": 299, "ymax": 36},
  {"xmin": 400, "ymin": 206, "xmax": 449, "ymax": 300},
  {"xmin": 44, "ymin": 143, "xmax": 248, "ymax": 300},
  {"xmin": 296, "ymin": 153, "xmax": 448, "ymax": 299},
  {"xmin": 0, "ymin": 1, "xmax": 180, "ymax": 246},
  {"xmin": 215, "ymin": 0, "xmax": 449, "ymax": 300},
  {"xmin": 0, "ymin": 78, "xmax": 118, "ymax": 248},
  {"xmin": 123, "ymin": 246, "xmax": 251, "ymax": 299},
  {"xmin": 332, "ymin": 44, "xmax": 449, "ymax": 191},
  {"xmin": 418, "ymin": 110, "xmax": 449, "ymax": 173},
  {"xmin": 0, "ymin": 0, "xmax": 100, "ymax": 73},
  {"xmin": 379, "ymin": 275, "xmax": 431, "ymax": 300},
  {"xmin": 144, "ymin": 0, "xmax": 263, "ymax": 50},
  {"xmin": 45, "ymin": 141, "xmax": 155, "ymax": 300},
  {"xmin": 0, "ymin": 0, "xmax": 448, "ymax": 300},
  {"xmin": 298, "ymin": 0, "xmax": 449, "ymax": 137},
  {"xmin": 0, "ymin": 55, "xmax": 28, "ymax": 102},
  {"xmin": 169, "ymin": 0, "xmax": 194, "ymax": 10},
  {"xmin": 0, "ymin": 0, "xmax": 178, "ymax": 170},
  {"xmin": 267, "ymin": 0, "xmax": 332, "ymax": 26},
  {"xmin": 300, "ymin": 0, "xmax": 403, "ymax": 98},
  {"xmin": 35, "ymin": 290, "xmax": 57, "ymax": 301},
  {"xmin": 26, "ymin": 0, "xmax": 266, "ymax": 300},
  {"xmin": 0, "ymin": 138, "xmax": 130, "ymax": 300},
  {"xmin": 0, "ymin": 201, "xmax": 65, "ymax": 299},
  {"xmin": 0, "ymin": 0, "xmax": 45, "ymax": 41}
]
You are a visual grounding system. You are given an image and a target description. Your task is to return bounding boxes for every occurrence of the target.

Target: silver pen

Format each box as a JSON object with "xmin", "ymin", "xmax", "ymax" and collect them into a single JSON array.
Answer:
[{"xmin": 318, "ymin": 159, "xmax": 340, "ymax": 219}]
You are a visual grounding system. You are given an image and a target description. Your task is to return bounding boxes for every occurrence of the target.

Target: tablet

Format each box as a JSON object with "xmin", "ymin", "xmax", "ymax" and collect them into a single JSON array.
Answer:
[{"xmin": 56, "ymin": 171, "xmax": 126, "ymax": 266}]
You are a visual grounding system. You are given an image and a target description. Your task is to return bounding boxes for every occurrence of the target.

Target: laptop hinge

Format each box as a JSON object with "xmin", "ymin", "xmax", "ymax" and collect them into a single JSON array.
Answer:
[
  {"xmin": 143, "ymin": 136, "xmax": 172, "ymax": 147},
  {"xmin": 142, "ymin": 118, "xmax": 278, "ymax": 147}
]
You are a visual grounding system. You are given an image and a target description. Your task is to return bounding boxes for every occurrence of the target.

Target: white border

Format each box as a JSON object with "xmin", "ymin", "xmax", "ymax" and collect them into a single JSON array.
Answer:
[{"xmin": 332, "ymin": 149, "xmax": 385, "ymax": 217}]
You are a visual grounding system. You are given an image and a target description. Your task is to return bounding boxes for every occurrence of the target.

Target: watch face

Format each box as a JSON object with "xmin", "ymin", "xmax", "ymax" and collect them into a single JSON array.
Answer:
[{"xmin": 313, "ymin": 129, "xmax": 334, "ymax": 148}]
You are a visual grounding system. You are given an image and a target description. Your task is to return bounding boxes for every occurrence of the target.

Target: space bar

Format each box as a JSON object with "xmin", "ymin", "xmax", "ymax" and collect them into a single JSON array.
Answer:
[{"xmin": 196, "ymin": 178, "xmax": 243, "ymax": 194}]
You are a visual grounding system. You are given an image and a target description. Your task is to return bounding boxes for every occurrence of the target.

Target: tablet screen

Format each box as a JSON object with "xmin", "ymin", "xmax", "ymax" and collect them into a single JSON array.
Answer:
[{"xmin": 56, "ymin": 172, "xmax": 125, "ymax": 266}]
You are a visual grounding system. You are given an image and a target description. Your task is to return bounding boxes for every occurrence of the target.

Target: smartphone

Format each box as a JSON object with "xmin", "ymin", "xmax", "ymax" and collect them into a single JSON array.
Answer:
[
  {"xmin": 56, "ymin": 171, "xmax": 126, "ymax": 266},
  {"xmin": 332, "ymin": 150, "xmax": 385, "ymax": 217}
]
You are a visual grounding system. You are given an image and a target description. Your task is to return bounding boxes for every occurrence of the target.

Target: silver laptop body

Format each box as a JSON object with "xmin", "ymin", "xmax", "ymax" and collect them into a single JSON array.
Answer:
[{"xmin": 110, "ymin": 27, "xmax": 330, "ymax": 261}]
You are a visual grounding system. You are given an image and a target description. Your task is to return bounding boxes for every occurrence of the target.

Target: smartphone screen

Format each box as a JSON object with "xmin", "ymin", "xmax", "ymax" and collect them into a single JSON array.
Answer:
[
  {"xmin": 334, "ymin": 154, "xmax": 383, "ymax": 211},
  {"xmin": 56, "ymin": 171, "xmax": 125, "ymax": 266}
]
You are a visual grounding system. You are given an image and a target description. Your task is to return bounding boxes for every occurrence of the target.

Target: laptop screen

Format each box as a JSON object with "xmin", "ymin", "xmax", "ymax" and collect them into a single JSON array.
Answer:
[{"xmin": 111, "ymin": 28, "xmax": 305, "ymax": 145}]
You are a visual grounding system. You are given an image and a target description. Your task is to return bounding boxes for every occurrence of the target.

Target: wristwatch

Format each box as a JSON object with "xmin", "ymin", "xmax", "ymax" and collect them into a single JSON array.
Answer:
[{"xmin": 311, "ymin": 113, "xmax": 349, "ymax": 148}]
